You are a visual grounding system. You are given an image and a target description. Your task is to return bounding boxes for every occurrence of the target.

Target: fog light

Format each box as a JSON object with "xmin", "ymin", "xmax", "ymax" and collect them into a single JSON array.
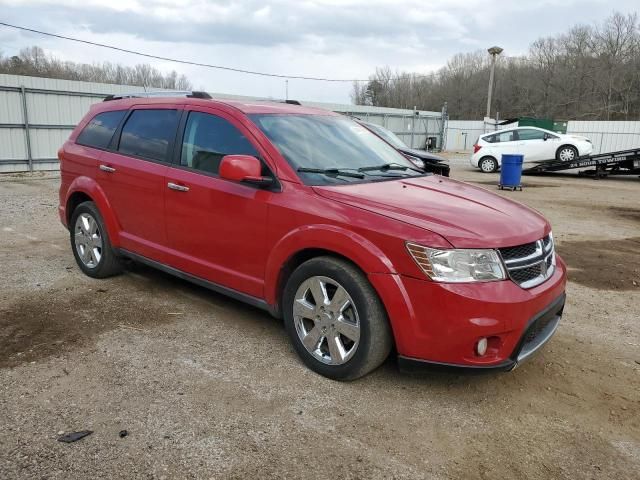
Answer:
[{"xmin": 476, "ymin": 337, "xmax": 488, "ymax": 356}]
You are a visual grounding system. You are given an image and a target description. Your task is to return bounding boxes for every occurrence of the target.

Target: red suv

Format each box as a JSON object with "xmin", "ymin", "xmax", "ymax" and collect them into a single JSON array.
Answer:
[{"xmin": 58, "ymin": 92, "xmax": 566, "ymax": 380}]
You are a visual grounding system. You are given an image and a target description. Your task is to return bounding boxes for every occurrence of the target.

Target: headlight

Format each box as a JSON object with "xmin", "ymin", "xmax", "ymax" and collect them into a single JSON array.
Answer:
[{"xmin": 406, "ymin": 243, "xmax": 506, "ymax": 282}]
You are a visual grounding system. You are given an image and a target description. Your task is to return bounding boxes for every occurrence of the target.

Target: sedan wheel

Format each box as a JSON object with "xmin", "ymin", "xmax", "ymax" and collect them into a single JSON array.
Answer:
[
  {"xmin": 293, "ymin": 276, "xmax": 360, "ymax": 365},
  {"xmin": 557, "ymin": 146, "xmax": 578, "ymax": 162},
  {"xmin": 480, "ymin": 157, "xmax": 498, "ymax": 173},
  {"xmin": 74, "ymin": 212, "xmax": 103, "ymax": 269}
]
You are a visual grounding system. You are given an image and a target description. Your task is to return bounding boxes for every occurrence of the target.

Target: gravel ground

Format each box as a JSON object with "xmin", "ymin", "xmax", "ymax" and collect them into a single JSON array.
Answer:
[{"xmin": 0, "ymin": 162, "xmax": 639, "ymax": 479}]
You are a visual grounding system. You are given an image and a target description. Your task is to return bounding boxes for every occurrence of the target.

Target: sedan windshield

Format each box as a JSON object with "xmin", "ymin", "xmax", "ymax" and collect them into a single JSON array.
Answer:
[
  {"xmin": 250, "ymin": 114, "xmax": 422, "ymax": 185},
  {"xmin": 364, "ymin": 122, "xmax": 407, "ymax": 150}
]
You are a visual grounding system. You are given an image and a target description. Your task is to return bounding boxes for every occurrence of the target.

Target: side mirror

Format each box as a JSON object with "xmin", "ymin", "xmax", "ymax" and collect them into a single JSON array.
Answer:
[
  {"xmin": 219, "ymin": 155, "xmax": 273, "ymax": 187},
  {"xmin": 543, "ymin": 133, "xmax": 550, "ymax": 141}
]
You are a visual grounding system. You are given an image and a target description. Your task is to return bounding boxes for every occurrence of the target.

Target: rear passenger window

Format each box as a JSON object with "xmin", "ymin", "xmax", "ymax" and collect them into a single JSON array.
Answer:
[
  {"xmin": 76, "ymin": 110, "xmax": 126, "ymax": 149},
  {"xmin": 118, "ymin": 109, "xmax": 180, "ymax": 162},
  {"xmin": 496, "ymin": 131, "xmax": 515, "ymax": 143},
  {"xmin": 180, "ymin": 112, "xmax": 258, "ymax": 175}
]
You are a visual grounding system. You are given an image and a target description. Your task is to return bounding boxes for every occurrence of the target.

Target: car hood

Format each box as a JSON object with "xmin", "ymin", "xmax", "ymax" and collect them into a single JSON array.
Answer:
[
  {"xmin": 566, "ymin": 134, "xmax": 590, "ymax": 142},
  {"xmin": 399, "ymin": 147, "xmax": 448, "ymax": 163},
  {"xmin": 313, "ymin": 175, "xmax": 549, "ymax": 248}
]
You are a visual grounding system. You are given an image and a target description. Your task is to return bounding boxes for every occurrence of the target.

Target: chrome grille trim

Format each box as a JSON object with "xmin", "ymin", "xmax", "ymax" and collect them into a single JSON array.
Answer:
[{"xmin": 499, "ymin": 235, "xmax": 555, "ymax": 289}]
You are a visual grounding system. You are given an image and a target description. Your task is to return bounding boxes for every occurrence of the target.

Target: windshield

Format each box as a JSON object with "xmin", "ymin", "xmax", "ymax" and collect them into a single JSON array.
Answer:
[
  {"xmin": 250, "ymin": 114, "xmax": 421, "ymax": 185},
  {"xmin": 364, "ymin": 122, "xmax": 407, "ymax": 149}
]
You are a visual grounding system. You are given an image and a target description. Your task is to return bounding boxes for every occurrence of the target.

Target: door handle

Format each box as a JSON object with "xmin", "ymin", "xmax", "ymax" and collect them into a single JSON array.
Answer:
[
  {"xmin": 99, "ymin": 164, "xmax": 116, "ymax": 173},
  {"xmin": 167, "ymin": 182, "xmax": 190, "ymax": 192}
]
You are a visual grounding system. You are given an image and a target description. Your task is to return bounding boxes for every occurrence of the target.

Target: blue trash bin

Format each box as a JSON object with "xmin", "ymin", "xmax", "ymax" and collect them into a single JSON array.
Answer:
[{"xmin": 499, "ymin": 154, "xmax": 524, "ymax": 190}]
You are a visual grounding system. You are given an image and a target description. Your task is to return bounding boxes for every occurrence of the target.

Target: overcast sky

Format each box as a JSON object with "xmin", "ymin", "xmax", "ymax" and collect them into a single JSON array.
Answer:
[{"xmin": 0, "ymin": 0, "xmax": 638, "ymax": 103}]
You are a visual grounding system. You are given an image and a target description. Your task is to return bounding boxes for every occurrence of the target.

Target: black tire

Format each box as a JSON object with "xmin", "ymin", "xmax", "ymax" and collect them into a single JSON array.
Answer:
[
  {"xmin": 479, "ymin": 156, "xmax": 498, "ymax": 173},
  {"xmin": 556, "ymin": 145, "xmax": 578, "ymax": 162},
  {"xmin": 69, "ymin": 201, "xmax": 122, "ymax": 278},
  {"xmin": 283, "ymin": 256, "xmax": 392, "ymax": 381}
]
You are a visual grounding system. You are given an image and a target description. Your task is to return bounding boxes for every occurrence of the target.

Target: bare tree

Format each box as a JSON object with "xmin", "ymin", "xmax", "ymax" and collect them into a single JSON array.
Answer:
[
  {"xmin": 353, "ymin": 12, "xmax": 640, "ymax": 121},
  {"xmin": 0, "ymin": 46, "xmax": 193, "ymax": 90}
]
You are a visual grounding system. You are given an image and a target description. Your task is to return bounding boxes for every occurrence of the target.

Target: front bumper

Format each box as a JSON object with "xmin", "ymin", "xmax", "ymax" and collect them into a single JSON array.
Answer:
[
  {"xmin": 368, "ymin": 256, "xmax": 567, "ymax": 370},
  {"xmin": 397, "ymin": 292, "xmax": 565, "ymax": 373}
]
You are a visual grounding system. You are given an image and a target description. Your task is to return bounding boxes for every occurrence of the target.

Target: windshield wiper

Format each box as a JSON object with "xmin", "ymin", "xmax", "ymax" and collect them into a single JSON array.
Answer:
[
  {"xmin": 297, "ymin": 167, "xmax": 365, "ymax": 179},
  {"xmin": 358, "ymin": 162, "xmax": 423, "ymax": 174}
]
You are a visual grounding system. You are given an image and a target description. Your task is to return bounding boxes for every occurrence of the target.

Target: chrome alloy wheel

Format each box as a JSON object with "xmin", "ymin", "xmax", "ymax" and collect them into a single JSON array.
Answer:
[
  {"xmin": 74, "ymin": 213, "xmax": 103, "ymax": 269},
  {"xmin": 558, "ymin": 146, "xmax": 577, "ymax": 161},
  {"xmin": 480, "ymin": 157, "xmax": 497, "ymax": 173},
  {"xmin": 293, "ymin": 276, "xmax": 360, "ymax": 365}
]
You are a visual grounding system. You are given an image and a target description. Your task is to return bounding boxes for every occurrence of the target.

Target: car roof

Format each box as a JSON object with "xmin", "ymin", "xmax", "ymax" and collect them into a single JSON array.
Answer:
[
  {"xmin": 95, "ymin": 96, "xmax": 336, "ymax": 116},
  {"xmin": 480, "ymin": 126, "xmax": 555, "ymax": 138}
]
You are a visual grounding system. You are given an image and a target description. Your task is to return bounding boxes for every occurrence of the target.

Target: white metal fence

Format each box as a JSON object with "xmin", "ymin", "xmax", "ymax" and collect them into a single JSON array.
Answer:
[
  {"xmin": 444, "ymin": 119, "xmax": 640, "ymax": 154},
  {"xmin": 3, "ymin": 73, "xmax": 639, "ymax": 172},
  {"xmin": 0, "ymin": 74, "xmax": 444, "ymax": 173}
]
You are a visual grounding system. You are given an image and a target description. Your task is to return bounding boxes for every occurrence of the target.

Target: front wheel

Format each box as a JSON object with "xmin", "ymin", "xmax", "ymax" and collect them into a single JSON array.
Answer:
[
  {"xmin": 283, "ymin": 257, "xmax": 392, "ymax": 380},
  {"xmin": 479, "ymin": 156, "xmax": 498, "ymax": 173},
  {"xmin": 556, "ymin": 145, "xmax": 578, "ymax": 162}
]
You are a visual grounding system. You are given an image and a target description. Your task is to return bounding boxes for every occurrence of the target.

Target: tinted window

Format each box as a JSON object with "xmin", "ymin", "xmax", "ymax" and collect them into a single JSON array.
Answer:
[
  {"xmin": 76, "ymin": 110, "xmax": 126, "ymax": 149},
  {"xmin": 118, "ymin": 109, "xmax": 180, "ymax": 162},
  {"xmin": 181, "ymin": 112, "xmax": 258, "ymax": 175},
  {"xmin": 518, "ymin": 129, "xmax": 546, "ymax": 141}
]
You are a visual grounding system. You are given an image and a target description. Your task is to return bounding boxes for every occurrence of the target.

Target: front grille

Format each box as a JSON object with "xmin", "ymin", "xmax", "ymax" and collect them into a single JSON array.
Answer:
[
  {"xmin": 500, "ymin": 242, "xmax": 537, "ymax": 260},
  {"xmin": 499, "ymin": 235, "xmax": 555, "ymax": 288}
]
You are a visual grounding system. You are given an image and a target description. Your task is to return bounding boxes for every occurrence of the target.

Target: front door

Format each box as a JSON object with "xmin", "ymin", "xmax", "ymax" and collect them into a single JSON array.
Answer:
[
  {"xmin": 163, "ymin": 107, "xmax": 273, "ymax": 298},
  {"xmin": 516, "ymin": 128, "xmax": 552, "ymax": 162}
]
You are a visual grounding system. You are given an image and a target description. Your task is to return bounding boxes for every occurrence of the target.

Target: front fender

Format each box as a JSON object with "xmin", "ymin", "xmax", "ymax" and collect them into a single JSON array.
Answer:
[
  {"xmin": 264, "ymin": 224, "xmax": 396, "ymax": 306},
  {"xmin": 65, "ymin": 176, "xmax": 121, "ymax": 246}
]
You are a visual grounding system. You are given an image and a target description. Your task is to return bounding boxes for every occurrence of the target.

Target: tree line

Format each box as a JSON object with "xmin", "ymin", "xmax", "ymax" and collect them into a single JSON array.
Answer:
[
  {"xmin": 0, "ymin": 46, "xmax": 192, "ymax": 90},
  {"xmin": 352, "ymin": 12, "xmax": 640, "ymax": 121}
]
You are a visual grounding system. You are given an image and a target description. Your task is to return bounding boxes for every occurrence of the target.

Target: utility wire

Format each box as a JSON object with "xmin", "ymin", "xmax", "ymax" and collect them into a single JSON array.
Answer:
[{"xmin": 0, "ymin": 21, "xmax": 445, "ymax": 83}]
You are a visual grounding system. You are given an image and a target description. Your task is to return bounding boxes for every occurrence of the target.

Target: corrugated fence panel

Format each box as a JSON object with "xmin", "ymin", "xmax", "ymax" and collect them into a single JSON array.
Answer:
[
  {"xmin": 445, "ymin": 121, "xmax": 488, "ymax": 151},
  {"xmin": 0, "ymin": 129, "xmax": 27, "ymax": 159},
  {"xmin": 25, "ymin": 93, "xmax": 101, "ymax": 126},
  {"xmin": 445, "ymin": 120, "xmax": 640, "ymax": 153},
  {"xmin": 0, "ymin": 91, "xmax": 24, "ymax": 124},
  {"xmin": 29, "ymin": 129, "xmax": 72, "ymax": 160},
  {"xmin": 567, "ymin": 121, "xmax": 640, "ymax": 154}
]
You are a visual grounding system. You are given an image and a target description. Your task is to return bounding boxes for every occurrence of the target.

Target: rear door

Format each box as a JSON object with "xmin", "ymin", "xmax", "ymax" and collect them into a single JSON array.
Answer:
[
  {"xmin": 163, "ymin": 107, "xmax": 273, "ymax": 298},
  {"xmin": 98, "ymin": 105, "xmax": 181, "ymax": 260},
  {"xmin": 487, "ymin": 130, "xmax": 519, "ymax": 161}
]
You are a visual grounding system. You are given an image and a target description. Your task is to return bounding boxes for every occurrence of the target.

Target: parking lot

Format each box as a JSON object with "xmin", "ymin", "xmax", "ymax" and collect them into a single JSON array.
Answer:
[{"xmin": 1, "ymin": 161, "xmax": 639, "ymax": 479}]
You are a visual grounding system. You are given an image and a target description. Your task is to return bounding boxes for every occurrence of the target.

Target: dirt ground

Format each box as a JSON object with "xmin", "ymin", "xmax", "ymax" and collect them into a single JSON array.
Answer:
[{"xmin": 1, "ymin": 159, "xmax": 639, "ymax": 480}]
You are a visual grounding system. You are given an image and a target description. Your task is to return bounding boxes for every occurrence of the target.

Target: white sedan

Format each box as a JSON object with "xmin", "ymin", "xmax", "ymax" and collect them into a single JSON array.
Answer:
[{"xmin": 470, "ymin": 126, "xmax": 593, "ymax": 173}]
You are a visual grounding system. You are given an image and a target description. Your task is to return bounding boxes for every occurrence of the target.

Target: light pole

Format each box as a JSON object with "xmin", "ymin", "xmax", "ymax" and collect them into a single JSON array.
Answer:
[{"xmin": 486, "ymin": 46, "xmax": 503, "ymax": 120}]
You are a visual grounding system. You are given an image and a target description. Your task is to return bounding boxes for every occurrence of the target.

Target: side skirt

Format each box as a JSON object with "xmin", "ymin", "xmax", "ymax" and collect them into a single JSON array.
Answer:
[{"xmin": 115, "ymin": 248, "xmax": 278, "ymax": 317}]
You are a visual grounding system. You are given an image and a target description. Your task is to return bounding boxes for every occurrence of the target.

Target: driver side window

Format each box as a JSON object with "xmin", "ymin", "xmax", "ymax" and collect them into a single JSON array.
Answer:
[{"xmin": 181, "ymin": 112, "xmax": 258, "ymax": 175}]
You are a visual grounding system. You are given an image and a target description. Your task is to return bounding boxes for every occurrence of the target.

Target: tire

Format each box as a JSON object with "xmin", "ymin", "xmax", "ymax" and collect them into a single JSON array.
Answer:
[
  {"xmin": 556, "ymin": 145, "xmax": 578, "ymax": 162},
  {"xmin": 282, "ymin": 256, "xmax": 392, "ymax": 381},
  {"xmin": 69, "ymin": 201, "xmax": 122, "ymax": 278},
  {"xmin": 479, "ymin": 156, "xmax": 498, "ymax": 173}
]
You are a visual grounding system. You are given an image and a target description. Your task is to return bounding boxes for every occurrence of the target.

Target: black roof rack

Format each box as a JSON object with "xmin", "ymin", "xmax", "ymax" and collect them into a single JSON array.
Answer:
[{"xmin": 103, "ymin": 90, "xmax": 212, "ymax": 102}]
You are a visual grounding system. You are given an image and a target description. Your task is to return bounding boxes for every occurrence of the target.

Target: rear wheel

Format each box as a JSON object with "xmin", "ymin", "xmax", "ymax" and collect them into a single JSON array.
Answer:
[
  {"xmin": 479, "ymin": 156, "xmax": 498, "ymax": 173},
  {"xmin": 283, "ymin": 257, "xmax": 392, "ymax": 380},
  {"xmin": 556, "ymin": 145, "xmax": 578, "ymax": 162},
  {"xmin": 70, "ymin": 201, "xmax": 122, "ymax": 278}
]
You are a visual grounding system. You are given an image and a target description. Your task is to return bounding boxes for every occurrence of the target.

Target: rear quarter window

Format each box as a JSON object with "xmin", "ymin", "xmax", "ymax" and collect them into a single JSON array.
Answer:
[{"xmin": 76, "ymin": 110, "xmax": 127, "ymax": 149}]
